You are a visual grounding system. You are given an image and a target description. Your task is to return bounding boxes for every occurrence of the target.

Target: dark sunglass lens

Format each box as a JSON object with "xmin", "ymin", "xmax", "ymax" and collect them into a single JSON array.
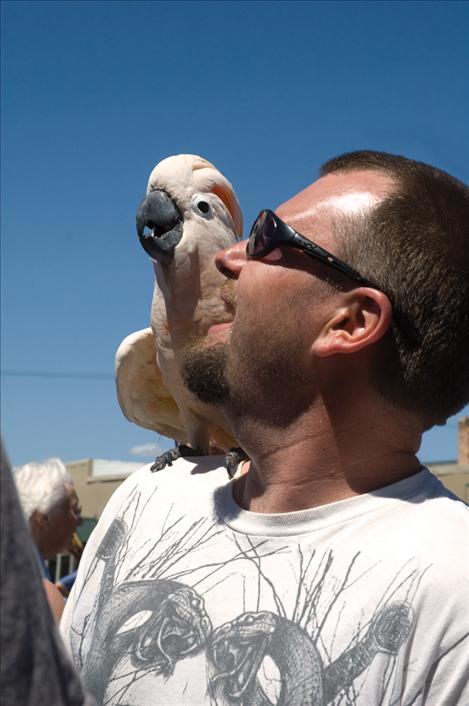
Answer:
[{"xmin": 249, "ymin": 212, "xmax": 271, "ymax": 256}]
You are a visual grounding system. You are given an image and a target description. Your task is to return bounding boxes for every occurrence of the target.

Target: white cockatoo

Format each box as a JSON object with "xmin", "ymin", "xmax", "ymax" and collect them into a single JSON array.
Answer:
[{"xmin": 115, "ymin": 154, "xmax": 243, "ymax": 467}]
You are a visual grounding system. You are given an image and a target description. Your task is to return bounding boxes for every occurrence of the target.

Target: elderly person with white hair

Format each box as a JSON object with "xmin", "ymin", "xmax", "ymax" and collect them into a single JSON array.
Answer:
[{"xmin": 14, "ymin": 457, "xmax": 82, "ymax": 618}]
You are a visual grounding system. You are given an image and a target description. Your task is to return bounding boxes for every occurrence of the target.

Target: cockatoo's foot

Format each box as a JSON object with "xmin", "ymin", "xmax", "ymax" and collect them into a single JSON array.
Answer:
[
  {"xmin": 225, "ymin": 447, "xmax": 249, "ymax": 478},
  {"xmin": 150, "ymin": 445, "xmax": 248, "ymax": 476},
  {"xmin": 150, "ymin": 444, "xmax": 203, "ymax": 472}
]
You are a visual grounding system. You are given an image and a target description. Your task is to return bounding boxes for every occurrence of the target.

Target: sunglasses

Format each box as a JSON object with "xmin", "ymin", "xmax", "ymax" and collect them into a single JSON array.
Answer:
[
  {"xmin": 247, "ymin": 210, "xmax": 419, "ymax": 345},
  {"xmin": 247, "ymin": 209, "xmax": 381, "ymax": 289}
]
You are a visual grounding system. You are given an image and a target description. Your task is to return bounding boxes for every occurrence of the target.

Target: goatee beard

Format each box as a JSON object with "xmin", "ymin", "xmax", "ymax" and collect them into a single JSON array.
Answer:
[{"xmin": 182, "ymin": 341, "xmax": 229, "ymax": 404}]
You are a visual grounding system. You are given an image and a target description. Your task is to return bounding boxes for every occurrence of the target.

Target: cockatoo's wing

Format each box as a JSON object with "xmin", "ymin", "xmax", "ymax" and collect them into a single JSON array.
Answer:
[{"xmin": 115, "ymin": 328, "xmax": 186, "ymax": 441}]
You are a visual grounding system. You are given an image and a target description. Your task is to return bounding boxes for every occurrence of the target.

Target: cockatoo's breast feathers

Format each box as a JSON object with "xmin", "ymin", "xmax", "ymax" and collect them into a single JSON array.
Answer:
[
  {"xmin": 136, "ymin": 155, "xmax": 242, "ymax": 265},
  {"xmin": 136, "ymin": 190, "xmax": 183, "ymax": 264}
]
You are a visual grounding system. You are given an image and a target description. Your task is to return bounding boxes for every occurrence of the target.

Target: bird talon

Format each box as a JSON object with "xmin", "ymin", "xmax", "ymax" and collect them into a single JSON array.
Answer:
[
  {"xmin": 225, "ymin": 447, "xmax": 249, "ymax": 478},
  {"xmin": 150, "ymin": 448, "xmax": 181, "ymax": 472},
  {"xmin": 150, "ymin": 444, "xmax": 204, "ymax": 472}
]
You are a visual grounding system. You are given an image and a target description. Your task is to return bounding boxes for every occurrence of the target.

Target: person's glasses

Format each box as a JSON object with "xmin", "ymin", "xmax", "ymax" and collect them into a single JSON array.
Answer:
[
  {"xmin": 247, "ymin": 209, "xmax": 378, "ymax": 289},
  {"xmin": 247, "ymin": 209, "xmax": 419, "ymax": 345}
]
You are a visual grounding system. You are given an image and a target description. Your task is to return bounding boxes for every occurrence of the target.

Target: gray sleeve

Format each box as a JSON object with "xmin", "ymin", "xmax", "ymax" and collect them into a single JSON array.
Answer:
[{"xmin": 0, "ymin": 439, "xmax": 92, "ymax": 706}]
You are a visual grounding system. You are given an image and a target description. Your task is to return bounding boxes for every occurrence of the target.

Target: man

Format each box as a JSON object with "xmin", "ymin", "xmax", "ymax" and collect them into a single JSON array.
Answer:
[
  {"xmin": 15, "ymin": 457, "xmax": 82, "ymax": 619},
  {"xmin": 61, "ymin": 151, "xmax": 469, "ymax": 705}
]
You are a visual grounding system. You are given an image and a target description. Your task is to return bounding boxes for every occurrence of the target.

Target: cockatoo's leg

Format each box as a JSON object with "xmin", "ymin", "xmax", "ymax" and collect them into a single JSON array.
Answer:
[
  {"xmin": 150, "ymin": 444, "xmax": 202, "ymax": 472},
  {"xmin": 150, "ymin": 445, "xmax": 249, "ymax": 476},
  {"xmin": 224, "ymin": 448, "xmax": 249, "ymax": 478}
]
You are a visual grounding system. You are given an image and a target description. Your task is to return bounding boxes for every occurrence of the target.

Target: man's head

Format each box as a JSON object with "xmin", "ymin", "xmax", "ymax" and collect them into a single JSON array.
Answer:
[
  {"xmin": 14, "ymin": 457, "xmax": 82, "ymax": 560},
  {"xmin": 183, "ymin": 151, "xmax": 469, "ymax": 431},
  {"xmin": 319, "ymin": 151, "xmax": 469, "ymax": 428}
]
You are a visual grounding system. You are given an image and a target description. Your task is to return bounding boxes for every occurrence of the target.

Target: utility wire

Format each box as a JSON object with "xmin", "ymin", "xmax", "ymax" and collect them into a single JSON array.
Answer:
[{"xmin": 1, "ymin": 370, "xmax": 114, "ymax": 380}]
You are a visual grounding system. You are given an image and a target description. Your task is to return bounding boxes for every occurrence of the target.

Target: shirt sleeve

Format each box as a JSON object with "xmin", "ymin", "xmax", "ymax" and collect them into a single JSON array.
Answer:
[{"xmin": 1, "ymin": 440, "xmax": 90, "ymax": 706}]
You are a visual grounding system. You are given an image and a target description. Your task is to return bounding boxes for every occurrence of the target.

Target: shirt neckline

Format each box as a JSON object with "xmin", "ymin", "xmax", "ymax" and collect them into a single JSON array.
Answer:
[{"xmin": 214, "ymin": 466, "xmax": 433, "ymax": 536}]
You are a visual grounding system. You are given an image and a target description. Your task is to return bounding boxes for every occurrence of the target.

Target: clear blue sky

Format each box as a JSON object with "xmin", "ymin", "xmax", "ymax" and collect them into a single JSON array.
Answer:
[{"xmin": 1, "ymin": 0, "xmax": 468, "ymax": 467}]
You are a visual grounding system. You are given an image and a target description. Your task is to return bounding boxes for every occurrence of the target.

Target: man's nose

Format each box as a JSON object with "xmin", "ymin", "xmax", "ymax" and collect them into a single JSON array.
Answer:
[{"xmin": 215, "ymin": 240, "xmax": 248, "ymax": 279}]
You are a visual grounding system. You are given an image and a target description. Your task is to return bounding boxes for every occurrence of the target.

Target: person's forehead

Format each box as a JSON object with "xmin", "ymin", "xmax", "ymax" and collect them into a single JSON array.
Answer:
[
  {"xmin": 64, "ymin": 482, "xmax": 78, "ymax": 504},
  {"xmin": 49, "ymin": 486, "xmax": 76, "ymax": 516},
  {"xmin": 276, "ymin": 169, "xmax": 394, "ymax": 244}
]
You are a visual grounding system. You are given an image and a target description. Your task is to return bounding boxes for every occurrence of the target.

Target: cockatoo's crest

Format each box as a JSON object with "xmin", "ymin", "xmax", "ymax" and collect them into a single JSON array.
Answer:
[{"xmin": 147, "ymin": 154, "xmax": 242, "ymax": 237}]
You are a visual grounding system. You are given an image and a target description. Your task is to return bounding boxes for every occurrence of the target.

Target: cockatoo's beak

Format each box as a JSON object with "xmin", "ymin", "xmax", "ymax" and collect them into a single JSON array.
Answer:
[{"xmin": 136, "ymin": 190, "xmax": 183, "ymax": 265}]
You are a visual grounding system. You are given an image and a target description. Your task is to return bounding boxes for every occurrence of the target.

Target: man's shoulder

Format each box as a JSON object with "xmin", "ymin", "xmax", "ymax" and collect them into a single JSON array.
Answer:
[
  {"xmin": 420, "ymin": 468, "xmax": 469, "ymax": 521},
  {"xmin": 394, "ymin": 470, "xmax": 469, "ymax": 580},
  {"xmin": 386, "ymin": 469, "xmax": 468, "ymax": 547},
  {"xmin": 101, "ymin": 454, "xmax": 229, "ymax": 514},
  {"xmin": 130, "ymin": 453, "xmax": 228, "ymax": 486}
]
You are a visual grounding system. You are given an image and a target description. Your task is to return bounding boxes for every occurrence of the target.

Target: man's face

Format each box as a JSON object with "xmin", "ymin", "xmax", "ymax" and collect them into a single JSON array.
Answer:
[
  {"xmin": 182, "ymin": 169, "xmax": 393, "ymax": 425},
  {"xmin": 42, "ymin": 483, "xmax": 82, "ymax": 559}
]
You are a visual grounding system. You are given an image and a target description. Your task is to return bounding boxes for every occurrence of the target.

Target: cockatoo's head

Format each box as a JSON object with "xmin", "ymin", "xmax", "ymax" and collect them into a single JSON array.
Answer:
[{"xmin": 136, "ymin": 155, "xmax": 243, "ymax": 265}]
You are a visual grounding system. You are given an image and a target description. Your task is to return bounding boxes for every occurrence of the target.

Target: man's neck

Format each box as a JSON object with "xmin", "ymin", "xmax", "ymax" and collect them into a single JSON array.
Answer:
[{"xmin": 231, "ymin": 405, "xmax": 422, "ymax": 513}]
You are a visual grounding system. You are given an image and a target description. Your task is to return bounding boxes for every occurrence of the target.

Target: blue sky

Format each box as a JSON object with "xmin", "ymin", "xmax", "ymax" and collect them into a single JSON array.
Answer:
[{"xmin": 1, "ymin": 0, "xmax": 468, "ymax": 467}]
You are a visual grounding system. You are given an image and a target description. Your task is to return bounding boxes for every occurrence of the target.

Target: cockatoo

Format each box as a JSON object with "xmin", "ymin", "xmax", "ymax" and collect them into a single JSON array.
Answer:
[{"xmin": 115, "ymin": 155, "xmax": 245, "ymax": 470}]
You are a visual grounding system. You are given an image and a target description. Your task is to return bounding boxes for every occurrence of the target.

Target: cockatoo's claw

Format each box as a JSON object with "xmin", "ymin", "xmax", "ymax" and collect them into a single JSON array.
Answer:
[
  {"xmin": 150, "ymin": 448, "xmax": 181, "ymax": 472},
  {"xmin": 225, "ymin": 447, "xmax": 249, "ymax": 478},
  {"xmin": 150, "ymin": 444, "xmax": 205, "ymax": 472}
]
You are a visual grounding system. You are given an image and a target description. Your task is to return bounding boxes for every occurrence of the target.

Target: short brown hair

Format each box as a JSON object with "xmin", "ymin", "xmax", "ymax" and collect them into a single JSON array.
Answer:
[{"xmin": 320, "ymin": 150, "xmax": 469, "ymax": 428}]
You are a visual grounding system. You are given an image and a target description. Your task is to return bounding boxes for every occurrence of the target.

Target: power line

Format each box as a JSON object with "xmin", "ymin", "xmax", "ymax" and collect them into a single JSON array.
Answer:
[{"xmin": 1, "ymin": 370, "xmax": 114, "ymax": 380}]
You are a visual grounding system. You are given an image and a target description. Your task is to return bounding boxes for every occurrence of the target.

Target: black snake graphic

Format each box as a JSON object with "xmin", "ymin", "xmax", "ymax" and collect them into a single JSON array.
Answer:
[
  {"xmin": 76, "ymin": 516, "xmax": 414, "ymax": 706},
  {"xmin": 80, "ymin": 519, "xmax": 212, "ymax": 704},
  {"xmin": 207, "ymin": 603, "xmax": 413, "ymax": 705}
]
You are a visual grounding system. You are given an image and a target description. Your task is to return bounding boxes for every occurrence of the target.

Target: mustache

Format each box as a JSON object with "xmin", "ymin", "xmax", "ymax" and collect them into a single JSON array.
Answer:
[{"xmin": 220, "ymin": 280, "xmax": 237, "ymax": 312}]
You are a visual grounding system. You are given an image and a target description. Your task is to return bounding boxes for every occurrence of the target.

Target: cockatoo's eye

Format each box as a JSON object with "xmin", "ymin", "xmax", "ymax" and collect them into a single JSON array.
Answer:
[{"xmin": 192, "ymin": 196, "xmax": 213, "ymax": 219}]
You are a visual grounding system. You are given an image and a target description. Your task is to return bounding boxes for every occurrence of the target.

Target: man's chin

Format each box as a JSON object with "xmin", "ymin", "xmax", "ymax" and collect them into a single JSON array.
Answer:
[{"xmin": 182, "ymin": 340, "xmax": 229, "ymax": 404}]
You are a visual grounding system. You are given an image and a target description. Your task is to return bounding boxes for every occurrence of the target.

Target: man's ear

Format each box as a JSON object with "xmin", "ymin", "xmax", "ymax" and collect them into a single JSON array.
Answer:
[
  {"xmin": 311, "ymin": 289, "xmax": 392, "ymax": 357},
  {"xmin": 31, "ymin": 509, "xmax": 48, "ymax": 530}
]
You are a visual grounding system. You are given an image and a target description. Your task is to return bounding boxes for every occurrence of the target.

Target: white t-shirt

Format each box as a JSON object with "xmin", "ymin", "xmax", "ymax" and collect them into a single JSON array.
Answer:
[{"xmin": 61, "ymin": 458, "xmax": 469, "ymax": 706}]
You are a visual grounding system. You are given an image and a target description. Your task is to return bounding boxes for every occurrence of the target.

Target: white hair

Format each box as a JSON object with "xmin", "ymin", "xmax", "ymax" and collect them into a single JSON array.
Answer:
[{"xmin": 14, "ymin": 457, "xmax": 72, "ymax": 520}]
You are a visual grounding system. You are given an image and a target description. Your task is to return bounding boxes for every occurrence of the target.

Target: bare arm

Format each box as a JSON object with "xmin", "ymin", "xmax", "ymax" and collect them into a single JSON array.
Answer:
[{"xmin": 43, "ymin": 578, "xmax": 65, "ymax": 622}]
